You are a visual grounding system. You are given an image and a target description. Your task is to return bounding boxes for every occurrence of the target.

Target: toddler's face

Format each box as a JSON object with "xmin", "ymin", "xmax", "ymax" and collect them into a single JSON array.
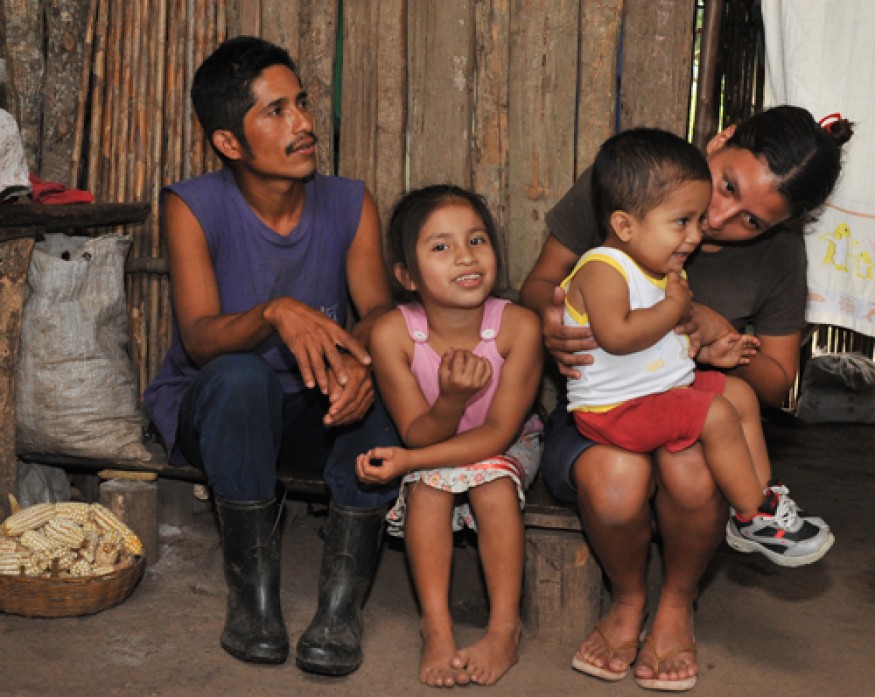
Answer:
[{"xmin": 627, "ymin": 180, "xmax": 710, "ymax": 278}]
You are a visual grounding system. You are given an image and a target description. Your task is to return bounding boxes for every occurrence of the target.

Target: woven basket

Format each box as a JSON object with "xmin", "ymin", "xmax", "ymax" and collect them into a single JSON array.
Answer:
[{"xmin": 0, "ymin": 555, "xmax": 145, "ymax": 618}]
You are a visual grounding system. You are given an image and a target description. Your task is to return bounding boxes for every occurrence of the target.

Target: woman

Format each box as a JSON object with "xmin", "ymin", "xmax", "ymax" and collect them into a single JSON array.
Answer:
[{"xmin": 519, "ymin": 105, "xmax": 852, "ymax": 691}]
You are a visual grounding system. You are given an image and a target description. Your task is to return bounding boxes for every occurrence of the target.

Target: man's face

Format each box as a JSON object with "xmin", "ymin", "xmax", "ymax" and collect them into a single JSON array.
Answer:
[{"xmin": 236, "ymin": 64, "xmax": 317, "ymax": 180}]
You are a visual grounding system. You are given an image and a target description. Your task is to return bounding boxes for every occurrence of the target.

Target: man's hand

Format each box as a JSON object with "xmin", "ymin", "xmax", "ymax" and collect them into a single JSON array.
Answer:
[
  {"xmin": 263, "ymin": 296, "xmax": 370, "ymax": 394},
  {"xmin": 323, "ymin": 353, "xmax": 375, "ymax": 427},
  {"xmin": 543, "ymin": 285, "xmax": 596, "ymax": 379},
  {"xmin": 697, "ymin": 332, "xmax": 760, "ymax": 368},
  {"xmin": 355, "ymin": 447, "xmax": 411, "ymax": 485}
]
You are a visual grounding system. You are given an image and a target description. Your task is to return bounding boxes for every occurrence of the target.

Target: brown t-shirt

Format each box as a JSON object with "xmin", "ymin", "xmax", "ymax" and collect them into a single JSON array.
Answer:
[{"xmin": 545, "ymin": 166, "xmax": 807, "ymax": 336}]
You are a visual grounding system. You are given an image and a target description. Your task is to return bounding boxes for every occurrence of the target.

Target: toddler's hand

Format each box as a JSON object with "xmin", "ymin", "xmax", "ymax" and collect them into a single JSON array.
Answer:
[
  {"xmin": 664, "ymin": 272, "xmax": 693, "ymax": 323},
  {"xmin": 438, "ymin": 348, "xmax": 492, "ymax": 405}
]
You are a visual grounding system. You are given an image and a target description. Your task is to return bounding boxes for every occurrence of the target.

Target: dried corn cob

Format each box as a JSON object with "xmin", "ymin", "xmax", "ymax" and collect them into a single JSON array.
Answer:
[
  {"xmin": 23, "ymin": 553, "xmax": 52, "ymax": 577},
  {"xmin": 42, "ymin": 517, "xmax": 86, "ymax": 549},
  {"xmin": 20, "ymin": 529, "xmax": 61, "ymax": 555},
  {"xmin": 0, "ymin": 551, "xmax": 24, "ymax": 575},
  {"xmin": 2, "ymin": 503, "xmax": 56, "ymax": 537},
  {"xmin": 52, "ymin": 502, "xmax": 91, "ymax": 525},
  {"xmin": 90, "ymin": 564, "xmax": 116, "ymax": 576},
  {"xmin": 90, "ymin": 504, "xmax": 143, "ymax": 556},
  {"xmin": 0, "ymin": 538, "xmax": 19, "ymax": 554},
  {"xmin": 69, "ymin": 558, "xmax": 93, "ymax": 577}
]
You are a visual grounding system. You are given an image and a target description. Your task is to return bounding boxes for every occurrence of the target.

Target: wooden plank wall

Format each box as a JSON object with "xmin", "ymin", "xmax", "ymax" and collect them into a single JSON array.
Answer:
[{"xmin": 1, "ymin": 0, "xmax": 697, "ymax": 393}]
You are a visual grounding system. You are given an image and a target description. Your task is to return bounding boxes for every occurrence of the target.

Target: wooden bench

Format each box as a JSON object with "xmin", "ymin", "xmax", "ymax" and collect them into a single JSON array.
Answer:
[{"xmin": 18, "ymin": 442, "xmax": 602, "ymax": 643}]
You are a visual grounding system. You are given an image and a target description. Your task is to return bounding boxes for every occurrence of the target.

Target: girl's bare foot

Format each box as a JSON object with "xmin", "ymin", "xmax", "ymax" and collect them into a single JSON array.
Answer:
[
  {"xmin": 420, "ymin": 620, "xmax": 470, "ymax": 687},
  {"xmin": 573, "ymin": 599, "xmax": 645, "ymax": 679},
  {"xmin": 452, "ymin": 621, "xmax": 520, "ymax": 686}
]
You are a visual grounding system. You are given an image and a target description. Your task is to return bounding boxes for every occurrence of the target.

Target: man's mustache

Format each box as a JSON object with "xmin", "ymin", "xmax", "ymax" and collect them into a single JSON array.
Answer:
[{"xmin": 285, "ymin": 132, "xmax": 318, "ymax": 155}]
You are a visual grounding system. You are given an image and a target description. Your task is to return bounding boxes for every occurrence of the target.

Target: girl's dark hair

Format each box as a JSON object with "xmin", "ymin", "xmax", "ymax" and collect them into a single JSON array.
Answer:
[
  {"xmin": 592, "ymin": 127, "xmax": 711, "ymax": 238},
  {"xmin": 191, "ymin": 36, "xmax": 301, "ymax": 164},
  {"xmin": 386, "ymin": 184, "xmax": 504, "ymax": 302},
  {"xmin": 726, "ymin": 105, "xmax": 853, "ymax": 222}
]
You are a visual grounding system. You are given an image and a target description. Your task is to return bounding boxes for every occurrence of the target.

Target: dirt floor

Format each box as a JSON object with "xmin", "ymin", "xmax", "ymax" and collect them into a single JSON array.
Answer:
[{"xmin": 0, "ymin": 416, "xmax": 872, "ymax": 697}]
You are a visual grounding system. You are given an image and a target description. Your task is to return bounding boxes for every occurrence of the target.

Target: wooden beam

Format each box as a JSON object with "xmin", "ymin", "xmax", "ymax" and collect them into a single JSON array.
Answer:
[{"xmin": 0, "ymin": 203, "xmax": 150, "ymax": 230}]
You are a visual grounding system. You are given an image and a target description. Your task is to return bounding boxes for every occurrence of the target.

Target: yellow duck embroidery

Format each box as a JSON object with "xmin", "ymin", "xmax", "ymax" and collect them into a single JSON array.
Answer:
[{"xmin": 819, "ymin": 223, "xmax": 853, "ymax": 272}]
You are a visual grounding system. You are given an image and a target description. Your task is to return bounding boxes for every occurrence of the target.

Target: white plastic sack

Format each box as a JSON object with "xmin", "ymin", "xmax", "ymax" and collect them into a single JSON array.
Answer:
[
  {"xmin": 15, "ymin": 233, "xmax": 151, "ymax": 460},
  {"xmin": 795, "ymin": 352, "xmax": 875, "ymax": 424}
]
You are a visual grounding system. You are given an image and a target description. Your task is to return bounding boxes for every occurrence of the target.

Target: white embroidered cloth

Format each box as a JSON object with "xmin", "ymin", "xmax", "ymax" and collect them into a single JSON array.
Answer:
[{"xmin": 762, "ymin": 0, "xmax": 875, "ymax": 337}]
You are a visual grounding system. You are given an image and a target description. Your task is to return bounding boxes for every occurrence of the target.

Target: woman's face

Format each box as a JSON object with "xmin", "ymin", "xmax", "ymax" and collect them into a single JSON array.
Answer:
[{"xmin": 704, "ymin": 130, "xmax": 792, "ymax": 244}]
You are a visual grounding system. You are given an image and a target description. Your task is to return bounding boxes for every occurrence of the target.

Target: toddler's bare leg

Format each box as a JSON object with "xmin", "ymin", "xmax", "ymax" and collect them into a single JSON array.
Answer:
[
  {"xmin": 699, "ymin": 394, "xmax": 765, "ymax": 517},
  {"xmin": 722, "ymin": 376, "xmax": 771, "ymax": 487}
]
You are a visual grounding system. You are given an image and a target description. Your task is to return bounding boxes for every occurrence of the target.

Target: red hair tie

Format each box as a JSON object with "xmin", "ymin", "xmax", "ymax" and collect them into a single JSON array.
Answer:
[{"xmin": 818, "ymin": 112, "xmax": 843, "ymax": 133}]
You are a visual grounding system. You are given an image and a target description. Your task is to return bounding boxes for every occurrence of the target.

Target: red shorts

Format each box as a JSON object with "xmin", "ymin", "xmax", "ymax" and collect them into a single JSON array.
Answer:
[{"xmin": 573, "ymin": 370, "xmax": 727, "ymax": 454}]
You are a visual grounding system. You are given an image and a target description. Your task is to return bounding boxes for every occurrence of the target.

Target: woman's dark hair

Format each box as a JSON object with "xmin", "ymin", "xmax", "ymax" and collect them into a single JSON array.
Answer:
[
  {"xmin": 592, "ymin": 127, "xmax": 711, "ymax": 238},
  {"xmin": 191, "ymin": 36, "xmax": 301, "ymax": 164},
  {"xmin": 726, "ymin": 105, "xmax": 853, "ymax": 222},
  {"xmin": 386, "ymin": 184, "xmax": 504, "ymax": 303}
]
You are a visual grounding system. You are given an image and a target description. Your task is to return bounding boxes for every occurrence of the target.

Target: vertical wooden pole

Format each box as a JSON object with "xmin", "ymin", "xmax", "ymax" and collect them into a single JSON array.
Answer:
[
  {"xmin": 619, "ymin": 0, "xmax": 697, "ymax": 135},
  {"xmin": 473, "ymin": 0, "xmax": 510, "ymax": 282},
  {"xmin": 692, "ymin": 0, "xmax": 724, "ymax": 150},
  {"xmin": 407, "ymin": 1, "xmax": 475, "ymax": 190},
  {"xmin": 506, "ymin": 0, "xmax": 579, "ymax": 289},
  {"xmin": 0, "ymin": 237, "xmax": 35, "ymax": 521}
]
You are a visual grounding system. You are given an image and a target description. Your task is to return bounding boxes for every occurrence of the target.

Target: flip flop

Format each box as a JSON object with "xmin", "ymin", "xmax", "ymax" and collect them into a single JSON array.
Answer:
[
  {"xmin": 634, "ymin": 634, "xmax": 698, "ymax": 692},
  {"xmin": 571, "ymin": 623, "xmax": 641, "ymax": 682}
]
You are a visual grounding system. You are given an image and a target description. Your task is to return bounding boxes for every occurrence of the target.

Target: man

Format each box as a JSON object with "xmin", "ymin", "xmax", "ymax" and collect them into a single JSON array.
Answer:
[{"xmin": 144, "ymin": 36, "xmax": 400, "ymax": 676}]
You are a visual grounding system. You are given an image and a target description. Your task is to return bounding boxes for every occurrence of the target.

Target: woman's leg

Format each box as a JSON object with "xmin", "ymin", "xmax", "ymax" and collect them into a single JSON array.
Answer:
[
  {"xmin": 453, "ymin": 477, "xmax": 524, "ymax": 686},
  {"xmin": 573, "ymin": 444, "xmax": 654, "ymax": 676},
  {"xmin": 405, "ymin": 482, "xmax": 469, "ymax": 687},
  {"xmin": 634, "ymin": 444, "xmax": 726, "ymax": 687}
]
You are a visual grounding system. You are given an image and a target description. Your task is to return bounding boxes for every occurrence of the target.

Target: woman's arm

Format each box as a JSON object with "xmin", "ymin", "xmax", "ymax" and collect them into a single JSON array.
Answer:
[
  {"xmin": 728, "ymin": 332, "xmax": 800, "ymax": 407},
  {"xmin": 519, "ymin": 234, "xmax": 596, "ymax": 377}
]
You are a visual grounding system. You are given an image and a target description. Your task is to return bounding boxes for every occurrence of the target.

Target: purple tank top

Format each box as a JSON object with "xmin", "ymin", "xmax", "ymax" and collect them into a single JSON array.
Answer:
[{"xmin": 144, "ymin": 169, "xmax": 364, "ymax": 458}]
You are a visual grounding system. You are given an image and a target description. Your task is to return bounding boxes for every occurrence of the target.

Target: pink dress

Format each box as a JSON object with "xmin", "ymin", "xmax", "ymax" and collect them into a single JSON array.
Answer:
[{"xmin": 385, "ymin": 297, "xmax": 542, "ymax": 537}]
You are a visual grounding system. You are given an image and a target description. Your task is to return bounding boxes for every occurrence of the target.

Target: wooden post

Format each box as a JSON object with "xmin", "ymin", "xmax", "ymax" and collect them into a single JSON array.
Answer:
[
  {"xmin": 100, "ymin": 477, "xmax": 160, "ymax": 566},
  {"xmin": 0, "ymin": 237, "xmax": 35, "ymax": 520},
  {"xmin": 523, "ymin": 528, "xmax": 603, "ymax": 644}
]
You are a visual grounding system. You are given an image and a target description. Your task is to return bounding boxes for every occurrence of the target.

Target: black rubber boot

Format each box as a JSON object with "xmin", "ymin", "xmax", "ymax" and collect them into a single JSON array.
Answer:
[
  {"xmin": 215, "ymin": 485, "xmax": 289, "ymax": 664},
  {"xmin": 295, "ymin": 501, "xmax": 386, "ymax": 675}
]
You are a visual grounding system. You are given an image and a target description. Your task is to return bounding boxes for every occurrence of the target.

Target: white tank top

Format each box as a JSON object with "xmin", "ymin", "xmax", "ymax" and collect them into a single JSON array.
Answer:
[{"xmin": 562, "ymin": 247, "xmax": 694, "ymax": 412}]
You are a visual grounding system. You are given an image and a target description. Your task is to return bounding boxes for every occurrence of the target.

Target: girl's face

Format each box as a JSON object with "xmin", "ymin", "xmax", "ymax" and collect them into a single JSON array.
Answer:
[
  {"xmin": 398, "ymin": 201, "xmax": 497, "ymax": 309},
  {"xmin": 704, "ymin": 129, "xmax": 791, "ymax": 243}
]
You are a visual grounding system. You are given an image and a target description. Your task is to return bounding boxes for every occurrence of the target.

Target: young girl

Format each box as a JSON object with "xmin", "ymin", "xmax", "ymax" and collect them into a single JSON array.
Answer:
[
  {"xmin": 563, "ymin": 128, "xmax": 832, "ymax": 587},
  {"xmin": 355, "ymin": 185, "xmax": 543, "ymax": 687}
]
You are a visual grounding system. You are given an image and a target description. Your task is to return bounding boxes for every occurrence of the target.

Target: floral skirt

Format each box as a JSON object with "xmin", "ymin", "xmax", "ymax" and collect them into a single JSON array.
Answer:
[{"xmin": 386, "ymin": 429, "xmax": 542, "ymax": 538}]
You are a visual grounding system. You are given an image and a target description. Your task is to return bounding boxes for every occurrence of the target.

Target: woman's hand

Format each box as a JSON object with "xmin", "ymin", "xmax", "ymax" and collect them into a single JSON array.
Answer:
[{"xmin": 543, "ymin": 286, "xmax": 597, "ymax": 379}]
